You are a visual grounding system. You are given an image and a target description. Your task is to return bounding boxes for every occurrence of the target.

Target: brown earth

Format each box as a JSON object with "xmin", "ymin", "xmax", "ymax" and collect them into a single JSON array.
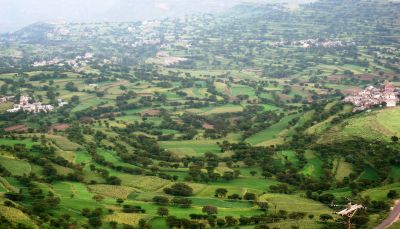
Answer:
[{"xmin": 4, "ymin": 125, "xmax": 28, "ymax": 132}]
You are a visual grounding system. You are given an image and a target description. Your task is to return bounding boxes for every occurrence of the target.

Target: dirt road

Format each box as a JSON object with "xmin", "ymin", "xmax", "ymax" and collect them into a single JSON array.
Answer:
[{"xmin": 374, "ymin": 200, "xmax": 400, "ymax": 229}]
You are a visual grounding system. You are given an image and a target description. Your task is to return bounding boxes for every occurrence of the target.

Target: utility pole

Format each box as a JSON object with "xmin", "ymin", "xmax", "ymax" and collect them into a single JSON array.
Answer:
[{"xmin": 336, "ymin": 202, "xmax": 364, "ymax": 229}]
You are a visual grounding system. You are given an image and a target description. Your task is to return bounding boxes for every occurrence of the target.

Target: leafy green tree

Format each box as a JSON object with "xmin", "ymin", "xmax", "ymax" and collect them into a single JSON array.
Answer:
[
  {"xmin": 202, "ymin": 205, "xmax": 218, "ymax": 215},
  {"xmin": 387, "ymin": 190, "xmax": 398, "ymax": 199},
  {"xmin": 319, "ymin": 214, "xmax": 333, "ymax": 222},
  {"xmin": 215, "ymin": 188, "xmax": 228, "ymax": 198},
  {"xmin": 157, "ymin": 207, "xmax": 169, "ymax": 217}
]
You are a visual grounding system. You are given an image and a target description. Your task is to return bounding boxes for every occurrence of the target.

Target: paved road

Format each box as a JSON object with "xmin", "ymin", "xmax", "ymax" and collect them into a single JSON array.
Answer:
[{"xmin": 374, "ymin": 200, "xmax": 400, "ymax": 229}]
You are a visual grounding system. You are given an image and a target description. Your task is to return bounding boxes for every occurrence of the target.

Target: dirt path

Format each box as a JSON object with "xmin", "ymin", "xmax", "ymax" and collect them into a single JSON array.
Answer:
[
  {"xmin": 374, "ymin": 200, "xmax": 400, "ymax": 229},
  {"xmin": 101, "ymin": 80, "xmax": 129, "ymax": 94}
]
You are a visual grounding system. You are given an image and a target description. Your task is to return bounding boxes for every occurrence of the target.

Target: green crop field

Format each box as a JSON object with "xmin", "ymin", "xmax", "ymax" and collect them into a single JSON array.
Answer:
[
  {"xmin": 246, "ymin": 114, "xmax": 299, "ymax": 146},
  {"xmin": 300, "ymin": 151, "xmax": 323, "ymax": 179},
  {"xmin": 159, "ymin": 140, "xmax": 220, "ymax": 156},
  {"xmin": 0, "ymin": 156, "xmax": 31, "ymax": 176}
]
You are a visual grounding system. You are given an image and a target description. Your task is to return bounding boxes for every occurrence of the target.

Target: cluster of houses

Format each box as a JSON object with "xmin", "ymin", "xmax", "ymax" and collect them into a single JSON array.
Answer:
[
  {"xmin": 6, "ymin": 96, "xmax": 68, "ymax": 113},
  {"xmin": 273, "ymin": 39, "xmax": 355, "ymax": 48},
  {"xmin": 344, "ymin": 83, "xmax": 399, "ymax": 112},
  {"xmin": 33, "ymin": 53, "xmax": 94, "ymax": 68}
]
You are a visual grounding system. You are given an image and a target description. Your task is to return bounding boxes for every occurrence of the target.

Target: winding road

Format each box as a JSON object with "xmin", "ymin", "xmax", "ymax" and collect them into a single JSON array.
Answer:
[{"xmin": 374, "ymin": 200, "xmax": 400, "ymax": 229}]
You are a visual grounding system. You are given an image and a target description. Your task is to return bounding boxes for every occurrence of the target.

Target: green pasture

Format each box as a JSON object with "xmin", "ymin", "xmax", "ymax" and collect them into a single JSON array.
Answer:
[
  {"xmin": 245, "ymin": 114, "xmax": 299, "ymax": 146},
  {"xmin": 300, "ymin": 151, "xmax": 323, "ymax": 179},
  {"xmin": 159, "ymin": 140, "xmax": 220, "ymax": 156},
  {"xmin": 0, "ymin": 156, "xmax": 31, "ymax": 176}
]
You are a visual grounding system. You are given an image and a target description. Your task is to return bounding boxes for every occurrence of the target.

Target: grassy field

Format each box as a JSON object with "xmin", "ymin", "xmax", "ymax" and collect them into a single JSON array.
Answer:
[
  {"xmin": 88, "ymin": 184, "xmax": 136, "ymax": 199},
  {"xmin": 0, "ymin": 205, "xmax": 37, "ymax": 228},
  {"xmin": 361, "ymin": 183, "xmax": 400, "ymax": 201},
  {"xmin": 318, "ymin": 107, "xmax": 400, "ymax": 143},
  {"xmin": 246, "ymin": 114, "xmax": 299, "ymax": 146},
  {"xmin": 300, "ymin": 151, "xmax": 323, "ymax": 179},
  {"xmin": 0, "ymin": 156, "xmax": 31, "ymax": 176},
  {"xmin": 358, "ymin": 166, "xmax": 379, "ymax": 181},
  {"xmin": 47, "ymin": 135, "xmax": 82, "ymax": 151},
  {"xmin": 0, "ymin": 139, "xmax": 37, "ymax": 148},
  {"xmin": 333, "ymin": 157, "xmax": 353, "ymax": 181},
  {"xmin": 159, "ymin": 140, "xmax": 220, "ymax": 156}
]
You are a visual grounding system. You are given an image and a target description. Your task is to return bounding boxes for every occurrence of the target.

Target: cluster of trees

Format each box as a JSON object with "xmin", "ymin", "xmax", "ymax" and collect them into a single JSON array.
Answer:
[
  {"xmin": 163, "ymin": 183, "xmax": 193, "ymax": 196},
  {"xmin": 153, "ymin": 196, "xmax": 192, "ymax": 208},
  {"xmin": 164, "ymin": 209, "xmax": 333, "ymax": 229}
]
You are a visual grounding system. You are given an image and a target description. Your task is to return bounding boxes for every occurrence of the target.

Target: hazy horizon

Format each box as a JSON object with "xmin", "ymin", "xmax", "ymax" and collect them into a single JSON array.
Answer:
[{"xmin": 0, "ymin": 0, "xmax": 314, "ymax": 33}]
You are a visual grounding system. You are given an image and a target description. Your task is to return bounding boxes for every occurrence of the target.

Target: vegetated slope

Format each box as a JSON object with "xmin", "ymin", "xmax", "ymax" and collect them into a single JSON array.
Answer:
[
  {"xmin": 315, "ymin": 107, "xmax": 400, "ymax": 143},
  {"xmin": 0, "ymin": 0, "xmax": 399, "ymax": 228}
]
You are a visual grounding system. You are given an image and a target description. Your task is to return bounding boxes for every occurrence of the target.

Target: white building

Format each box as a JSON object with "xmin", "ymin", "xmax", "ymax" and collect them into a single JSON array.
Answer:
[{"xmin": 7, "ymin": 96, "xmax": 54, "ymax": 113}]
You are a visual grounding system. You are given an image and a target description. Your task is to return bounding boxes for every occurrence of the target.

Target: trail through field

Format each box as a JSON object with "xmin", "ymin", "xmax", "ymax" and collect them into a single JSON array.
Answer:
[
  {"xmin": 374, "ymin": 200, "xmax": 400, "ymax": 229},
  {"xmin": 101, "ymin": 80, "xmax": 129, "ymax": 94},
  {"xmin": 224, "ymin": 87, "xmax": 236, "ymax": 101}
]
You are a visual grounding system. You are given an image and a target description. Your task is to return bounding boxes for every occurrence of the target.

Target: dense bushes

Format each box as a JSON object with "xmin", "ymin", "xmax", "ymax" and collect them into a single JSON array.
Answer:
[{"xmin": 164, "ymin": 183, "xmax": 193, "ymax": 196}]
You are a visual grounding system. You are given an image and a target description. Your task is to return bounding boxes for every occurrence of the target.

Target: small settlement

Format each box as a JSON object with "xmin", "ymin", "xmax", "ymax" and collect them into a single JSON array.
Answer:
[
  {"xmin": 5, "ymin": 96, "xmax": 67, "ymax": 113},
  {"xmin": 344, "ymin": 83, "xmax": 399, "ymax": 112}
]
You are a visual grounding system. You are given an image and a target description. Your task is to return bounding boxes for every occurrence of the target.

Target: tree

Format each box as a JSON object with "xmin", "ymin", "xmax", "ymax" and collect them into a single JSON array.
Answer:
[
  {"xmin": 216, "ymin": 218, "xmax": 226, "ymax": 227},
  {"xmin": 109, "ymin": 221, "xmax": 118, "ymax": 229},
  {"xmin": 387, "ymin": 190, "xmax": 398, "ymax": 199},
  {"xmin": 164, "ymin": 183, "xmax": 193, "ymax": 196},
  {"xmin": 93, "ymin": 195, "xmax": 104, "ymax": 203},
  {"xmin": 250, "ymin": 171, "xmax": 258, "ymax": 176},
  {"xmin": 153, "ymin": 196, "xmax": 169, "ymax": 205},
  {"xmin": 157, "ymin": 207, "xmax": 169, "ymax": 217},
  {"xmin": 202, "ymin": 205, "xmax": 218, "ymax": 215},
  {"xmin": 225, "ymin": 216, "xmax": 237, "ymax": 226},
  {"xmin": 88, "ymin": 216, "xmax": 102, "ymax": 228},
  {"xmin": 171, "ymin": 197, "xmax": 192, "ymax": 208},
  {"xmin": 116, "ymin": 198, "xmax": 124, "ymax": 205},
  {"xmin": 215, "ymin": 188, "xmax": 228, "ymax": 198},
  {"xmin": 207, "ymin": 216, "xmax": 216, "ymax": 227},
  {"xmin": 256, "ymin": 202, "xmax": 269, "ymax": 212},
  {"xmin": 391, "ymin": 136, "xmax": 399, "ymax": 143},
  {"xmin": 319, "ymin": 214, "xmax": 333, "ymax": 222},
  {"xmin": 243, "ymin": 192, "xmax": 256, "ymax": 201}
]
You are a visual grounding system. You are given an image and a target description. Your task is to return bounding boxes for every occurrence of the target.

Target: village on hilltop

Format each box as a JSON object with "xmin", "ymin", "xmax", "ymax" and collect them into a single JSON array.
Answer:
[{"xmin": 344, "ymin": 83, "xmax": 399, "ymax": 112}]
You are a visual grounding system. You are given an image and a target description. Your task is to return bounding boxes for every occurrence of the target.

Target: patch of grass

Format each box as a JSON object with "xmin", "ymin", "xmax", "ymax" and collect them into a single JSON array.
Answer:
[
  {"xmin": 358, "ymin": 166, "xmax": 379, "ymax": 181},
  {"xmin": 245, "ymin": 114, "xmax": 299, "ymax": 146},
  {"xmin": 259, "ymin": 193, "xmax": 333, "ymax": 215},
  {"xmin": 117, "ymin": 174, "xmax": 172, "ymax": 192},
  {"xmin": 149, "ymin": 217, "xmax": 168, "ymax": 229},
  {"xmin": 51, "ymin": 163, "xmax": 74, "ymax": 176},
  {"xmin": 0, "ymin": 138, "xmax": 37, "ymax": 148},
  {"xmin": 0, "ymin": 156, "xmax": 31, "ymax": 176},
  {"xmin": 104, "ymin": 213, "xmax": 149, "ymax": 226},
  {"xmin": 318, "ymin": 107, "xmax": 400, "ymax": 143},
  {"xmin": 96, "ymin": 148, "xmax": 139, "ymax": 169},
  {"xmin": 88, "ymin": 184, "xmax": 136, "ymax": 199},
  {"xmin": 323, "ymin": 187, "xmax": 352, "ymax": 199},
  {"xmin": 159, "ymin": 140, "xmax": 220, "ymax": 156},
  {"xmin": 390, "ymin": 166, "xmax": 400, "ymax": 181},
  {"xmin": 0, "ymin": 205, "xmax": 36, "ymax": 228},
  {"xmin": 276, "ymin": 150, "xmax": 299, "ymax": 167},
  {"xmin": 361, "ymin": 183, "xmax": 400, "ymax": 201},
  {"xmin": 300, "ymin": 151, "xmax": 323, "ymax": 179},
  {"xmin": 0, "ymin": 102, "xmax": 13, "ymax": 112},
  {"xmin": 52, "ymin": 182, "xmax": 103, "ymax": 216},
  {"xmin": 333, "ymin": 157, "xmax": 353, "ymax": 181},
  {"xmin": 47, "ymin": 135, "xmax": 82, "ymax": 151},
  {"xmin": 201, "ymin": 104, "xmax": 244, "ymax": 115},
  {"xmin": 0, "ymin": 177, "xmax": 19, "ymax": 193}
]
